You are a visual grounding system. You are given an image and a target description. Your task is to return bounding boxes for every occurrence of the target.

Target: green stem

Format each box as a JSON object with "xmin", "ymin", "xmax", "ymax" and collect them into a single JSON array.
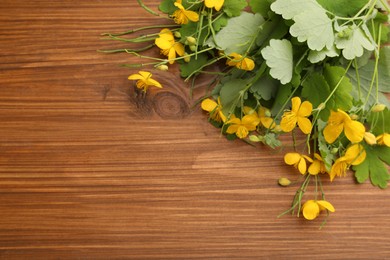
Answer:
[
  {"xmin": 137, "ymin": 0, "xmax": 161, "ymax": 16},
  {"xmin": 101, "ymin": 24, "xmax": 179, "ymax": 37},
  {"xmin": 97, "ymin": 44, "xmax": 154, "ymax": 54}
]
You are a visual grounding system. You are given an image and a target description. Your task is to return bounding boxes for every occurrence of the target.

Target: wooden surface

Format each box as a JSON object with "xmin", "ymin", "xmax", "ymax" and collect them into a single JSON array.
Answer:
[{"xmin": 1, "ymin": 1, "xmax": 389, "ymax": 259}]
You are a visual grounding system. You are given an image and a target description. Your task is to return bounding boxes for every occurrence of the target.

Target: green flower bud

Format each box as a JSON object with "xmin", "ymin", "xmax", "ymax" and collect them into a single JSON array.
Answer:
[
  {"xmin": 372, "ymin": 104, "xmax": 386, "ymax": 112},
  {"xmin": 173, "ymin": 31, "xmax": 181, "ymax": 38},
  {"xmin": 331, "ymin": 148, "xmax": 339, "ymax": 154},
  {"xmin": 189, "ymin": 45, "xmax": 197, "ymax": 52},
  {"xmin": 184, "ymin": 54, "xmax": 191, "ymax": 63},
  {"xmin": 186, "ymin": 36, "xmax": 197, "ymax": 45}
]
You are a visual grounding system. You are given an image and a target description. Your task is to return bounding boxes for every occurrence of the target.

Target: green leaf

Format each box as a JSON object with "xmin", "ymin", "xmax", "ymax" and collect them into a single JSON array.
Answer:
[
  {"xmin": 206, "ymin": 12, "xmax": 265, "ymax": 55},
  {"xmin": 347, "ymin": 47, "xmax": 390, "ymax": 109},
  {"xmin": 301, "ymin": 65, "xmax": 353, "ymax": 120},
  {"xmin": 249, "ymin": 0, "xmax": 273, "ymax": 18},
  {"xmin": 323, "ymin": 65, "xmax": 354, "ymax": 111},
  {"xmin": 270, "ymin": 0, "xmax": 322, "ymax": 20},
  {"xmin": 223, "ymin": 0, "xmax": 248, "ymax": 17},
  {"xmin": 159, "ymin": 0, "xmax": 176, "ymax": 14},
  {"xmin": 256, "ymin": 15, "xmax": 289, "ymax": 47},
  {"xmin": 249, "ymin": 74, "xmax": 279, "ymax": 101},
  {"xmin": 335, "ymin": 25, "xmax": 375, "ymax": 60},
  {"xmin": 213, "ymin": 14, "xmax": 229, "ymax": 31},
  {"xmin": 308, "ymin": 45, "xmax": 339, "ymax": 63},
  {"xmin": 271, "ymin": 83, "xmax": 293, "ymax": 115},
  {"xmin": 353, "ymin": 145, "xmax": 390, "ymax": 189},
  {"xmin": 316, "ymin": 0, "xmax": 369, "ymax": 17},
  {"xmin": 289, "ymin": 7, "xmax": 334, "ymax": 51},
  {"xmin": 317, "ymin": 119, "xmax": 335, "ymax": 172},
  {"xmin": 261, "ymin": 39, "xmax": 293, "ymax": 84},
  {"xmin": 263, "ymin": 133, "xmax": 282, "ymax": 149},
  {"xmin": 179, "ymin": 53, "xmax": 209, "ymax": 77},
  {"xmin": 368, "ymin": 108, "xmax": 390, "ymax": 135},
  {"xmin": 219, "ymin": 79, "xmax": 248, "ymax": 115}
]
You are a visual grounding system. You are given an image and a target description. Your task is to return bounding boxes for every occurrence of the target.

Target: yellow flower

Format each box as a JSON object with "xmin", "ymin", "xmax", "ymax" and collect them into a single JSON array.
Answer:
[
  {"xmin": 258, "ymin": 107, "xmax": 276, "ymax": 129},
  {"xmin": 284, "ymin": 152, "xmax": 313, "ymax": 174},
  {"xmin": 377, "ymin": 133, "xmax": 390, "ymax": 147},
  {"xmin": 128, "ymin": 71, "xmax": 162, "ymax": 92},
  {"xmin": 155, "ymin": 29, "xmax": 185, "ymax": 64},
  {"xmin": 329, "ymin": 143, "xmax": 366, "ymax": 181},
  {"xmin": 308, "ymin": 153, "xmax": 327, "ymax": 175},
  {"xmin": 226, "ymin": 114, "xmax": 259, "ymax": 139},
  {"xmin": 201, "ymin": 97, "xmax": 226, "ymax": 123},
  {"xmin": 226, "ymin": 53, "xmax": 255, "ymax": 71},
  {"xmin": 280, "ymin": 97, "xmax": 313, "ymax": 134},
  {"xmin": 323, "ymin": 109, "xmax": 365, "ymax": 144},
  {"xmin": 172, "ymin": 0, "xmax": 199, "ymax": 24},
  {"xmin": 302, "ymin": 200, "xmax": 335, "ymax": 220},
  {"xmin": 204, "ymin": 0, "xmax": 224, "ymax": 11}
]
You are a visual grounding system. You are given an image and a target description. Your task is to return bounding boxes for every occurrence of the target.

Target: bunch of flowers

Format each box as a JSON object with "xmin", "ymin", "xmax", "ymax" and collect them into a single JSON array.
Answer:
[{"xmin": 102, "ymin": 0, "xmax": 390, "ymax": 225}]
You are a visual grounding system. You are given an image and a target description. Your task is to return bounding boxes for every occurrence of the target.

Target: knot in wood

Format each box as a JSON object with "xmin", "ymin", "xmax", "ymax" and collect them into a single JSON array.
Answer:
[{"xmin": 152, "ymin": 91, "xmax": 190, "ymax": 119}]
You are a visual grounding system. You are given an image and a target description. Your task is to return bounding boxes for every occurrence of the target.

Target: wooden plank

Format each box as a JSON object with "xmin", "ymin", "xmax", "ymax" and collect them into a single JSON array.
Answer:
[{"xmin": 0, "ymin": 1, "xmax": 389, "ymax": 259}]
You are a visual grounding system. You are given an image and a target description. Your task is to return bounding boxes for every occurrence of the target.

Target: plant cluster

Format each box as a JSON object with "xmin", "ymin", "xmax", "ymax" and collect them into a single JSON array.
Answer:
[{"xmin": 102, "ymin": 0, "xmax": 390, "ymax": 225}]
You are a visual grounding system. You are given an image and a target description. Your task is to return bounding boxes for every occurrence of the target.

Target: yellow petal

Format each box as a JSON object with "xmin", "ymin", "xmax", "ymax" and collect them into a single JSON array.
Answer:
[
  {"xmin": 280, "ymin": 112, "xmax": 297, "ymax": 132},
  {"xmin": 284, "ymin": 153, "xmax": 300, "ymax": 165},
  {"xmin": 146, "ymin": 78, "xmax": 162, "ymax": 88},
  {"xmin": 383, "ymin": 133, "xmax": 390, "ymax": 147},
  {"xmin": 364, "ymin": 132, "xmax": 377, "ymax": 145},
  {"xmin": 290, "ymin": 97, "xmax": 301, "ymax": 114},
  {"xmin": 302, "ymin": 200, "xmax": 320, "ymax": 220},
  {"xmin": 226, "ymin": 124, "xmax": 239, "ymax": 134},
  {"xmin": 329, "ymin": 158, "xmax": 348, "ymax": 181},
  {"xmin": 155, "ymin": 38, "xmax": 172, "ymax": 50},
  {"xmin": 297, "ymin": 117, "xmax": 312, "ymax": 134},
  {"xmin": 242, "ymin": 114, "xmax": 260, "ymax": 130},
  {"xmin": 323, "ymin": 122, "xmax": 344, "ymax": 144},
  {"xmin": 317, "ymin": 200, "xmax": 335, "ymax": 212},
  {"xmin": 128, "ymin": 73, "xmax": 144, "ymax": 81},
  {"xmin": 184, "ymin": 10, "xmax": 199, "ymax": 22},
  {"xmin": 238, "ymin": 58, "xmax": 255, "ymax": 71},
  {"xmin": 297, "ymin": 157, "xmax": 307, "ymax": 174},
  {"xmin": 261, "ymin": 117, "xmax": 276, "ymax": 129},
  {"xmin": 298, "ymin": 100, "xmax": 313, "ymax": 117},
  {"xmin": 344, "ymin": 120, "xmax": 365, "ymax": 143},
  {"xmin": 214, "ymin": 0, "xmax": 224, "ymax": 11},
  {"xmin": 314, "ymin": 153, "xmax": 323, "ymax": 161},
  {"xmin": 138, "ymin": 71, "xmax": 151, "ymax": 79},
  {"xmin": 201, "ymin": 98, "xmax": 218, "ymax": 112},
  {"xmin": 173, "ymin": 42, "xmax": 185, "ymax": 57},
  {"xmin": 345, "ymin": 144, "xmax": 366, "ymax": 166},
  {"xmin": 308, "ymin": 160, "xmax": 321, "ymax": 175},
  {"xmin": 168, "ymin": 48, "xmax": 176, "ymax": 64}
]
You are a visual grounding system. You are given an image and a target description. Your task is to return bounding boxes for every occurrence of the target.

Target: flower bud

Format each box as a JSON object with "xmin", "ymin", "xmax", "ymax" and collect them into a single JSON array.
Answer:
[
  {"xmin": 317, "ymin": 102, "xmax": 326, "ymax": 111},
  {"xmin": 189, "ymin": 45, "xmax": 197, "ymax": 52},
  {"xmin": 278, "ymin": 177, "xmax": 291, "ymax": 187},
  {"xmin": 156, "ymin": 64, "xmax": 169, "ymax": 71},
  {"xmin": 264, "ymin": 108, "xmax": 272, "ymax": 117},
  {"xmin": 186, "ymin": 36, "xmax": 197, "ymax": 45},
  {"xmin": 350, "ymin": 114, "xmax": 359, "ymax": 120},
  {"xmin": 371, "ymin": 104, "xmax": 386, "ymax": 112},
  {"xmin": 364, "ymin": 132, "xmax": 377, "ymax": 145},
  {"xmin": 173, "ymin": 31, "xmax": 181, "ymax": 38},
  {"xmin": 184, "ymin": 55, "xmax": 191, "ymax": 63},
  {"xmin": 331, "ymin": 148, "xmax": 339, "ymax": 154}
]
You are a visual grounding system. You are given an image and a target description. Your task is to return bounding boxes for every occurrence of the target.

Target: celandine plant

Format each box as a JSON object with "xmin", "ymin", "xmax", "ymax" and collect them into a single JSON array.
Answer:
[{"xmin": 101, "ymin": 0, "xmax": 390, "ymax": 226}]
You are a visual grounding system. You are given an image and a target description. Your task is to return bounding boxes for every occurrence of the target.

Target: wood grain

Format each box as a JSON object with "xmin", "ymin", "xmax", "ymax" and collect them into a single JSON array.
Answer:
[{"xmin": 0, "ymin": 1, "xmax": 389, "ymax": 259}]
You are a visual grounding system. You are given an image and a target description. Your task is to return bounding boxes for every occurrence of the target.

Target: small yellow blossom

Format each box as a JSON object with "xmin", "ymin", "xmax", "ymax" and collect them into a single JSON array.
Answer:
[
  {"xmin": 308, "ymin": 153, "xmax": 327, "ymax": 175},
  {"xmin": 128, "ymin": 71, "xmax": 162, "ymax": 92},
  {"xmin": 201, "ymin": 97, "xmax": 226, "ymax": 123},
  {"xmin": 204, "ymin": 0, "xmax": 224, "ymax": 11},
  {"xmin": 172, "ymin": 0, "xmax": 199, "ymax": 24},
  {"xmin": 280, "ymin": 97, "xmax": 313, "ymax": 134},
  {"xmin": 329, "ymin": 143, "xmax": 366, "ymax": 181},
  {"xmin": 323, "ymin": 109, "xmax": 365, "ymax": 144},
  {"xmin": 226, "ymin": 53, "xmax": 255, "ymax": 71},
  {"xmin": 226, "ymin": 114, "xmax": 259, "ymax": 139},
  {"xmin": 284, "ymin": 152, "xmax": 313, "ymax": 174},
  {"xmin": 377, "ymin": 133, "xmax": 390, "ymax": 147},
  {"xmin": 363, "ymin": 132, "xmax": 377, "ymax": 145},
  {"xmin": 258, "ymin": 107, "xmax": 276, "ymax": 129},
  {"xmin": 155, "ymin": 29, "xmax": 185, "ymax": 64},
  {"xmin": 302, "ymin": 200, "xmax": 335, "ymax": 220}
]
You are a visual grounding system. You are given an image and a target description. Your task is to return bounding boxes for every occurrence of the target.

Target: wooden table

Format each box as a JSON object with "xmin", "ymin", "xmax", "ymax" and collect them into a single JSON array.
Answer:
[{"xmin": 1, "ymin": 1, "xmax": 389, "ymax": 259}]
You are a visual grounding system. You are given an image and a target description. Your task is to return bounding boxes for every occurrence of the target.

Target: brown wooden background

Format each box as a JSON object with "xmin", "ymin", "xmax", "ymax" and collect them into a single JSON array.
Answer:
[{"xmin": 1, "ymin": 1, "xmax": 389, "ymax": 259}]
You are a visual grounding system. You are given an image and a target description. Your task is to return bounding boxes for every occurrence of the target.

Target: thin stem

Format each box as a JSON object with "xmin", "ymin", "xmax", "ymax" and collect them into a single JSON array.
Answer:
[
  {"xmin": 137, "ymin": 0, "xmax": 161, "ymax": 16},
  {"xmin": 101, "ymin": 24, "xmax": 179, "ymax": 37}
]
